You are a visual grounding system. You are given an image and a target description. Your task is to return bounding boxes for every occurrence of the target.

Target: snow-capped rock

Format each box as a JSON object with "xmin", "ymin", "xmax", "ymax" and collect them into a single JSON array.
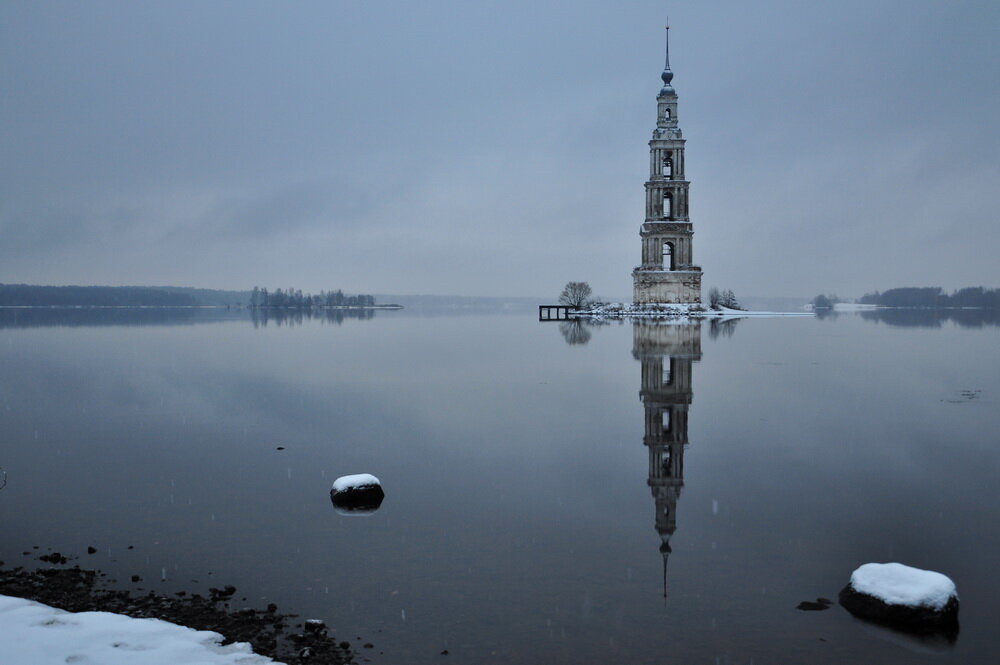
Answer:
[
  {"xmin": 330, "ymin": 473, "xmax": 384, "ymax": 513},
  {"xmin": 839, "ymin": 562, "xmax": 959, "ymax": 632}
]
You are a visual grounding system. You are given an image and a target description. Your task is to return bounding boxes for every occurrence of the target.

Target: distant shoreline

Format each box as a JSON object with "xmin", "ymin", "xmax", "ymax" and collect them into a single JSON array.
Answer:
[
  {"xmin": 250, "ymin": 304, "xmax": 403, "ymax": 310},
  {"xmin": 0, "ymin": 304, "xmax": 403, "ymax": 310}
]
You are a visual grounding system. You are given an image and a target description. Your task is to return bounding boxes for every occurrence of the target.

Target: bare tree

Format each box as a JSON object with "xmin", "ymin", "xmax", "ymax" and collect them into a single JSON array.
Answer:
[
  {"xmin": 558, "ymin": 282, "xmax": 592, "ymax": 309},
  {"xmin": 721, "ymin": 289, "xmax": 741, "ymax": 309},
  {"xmin": 708, "ymin": 287, "xmax": 721, "ymax": 309},
  {"xmin": 710, "ymin": 287, "xmax": 742, "ymax": 310},
  {"xmin": 811, "ymin": 294, "xmax": 833, "ymax": 309}
]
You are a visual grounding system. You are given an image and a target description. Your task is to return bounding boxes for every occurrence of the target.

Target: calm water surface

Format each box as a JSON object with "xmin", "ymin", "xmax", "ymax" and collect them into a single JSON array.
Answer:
[{"xmin": 1, "ymin": 308, "xmax": 998, "ymax": 664}]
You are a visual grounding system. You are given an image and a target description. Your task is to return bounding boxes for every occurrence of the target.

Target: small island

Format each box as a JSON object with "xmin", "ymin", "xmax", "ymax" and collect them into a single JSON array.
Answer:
[{"xmin": 248, "ymin": 287, "xmax": 401, "ymax": 310}]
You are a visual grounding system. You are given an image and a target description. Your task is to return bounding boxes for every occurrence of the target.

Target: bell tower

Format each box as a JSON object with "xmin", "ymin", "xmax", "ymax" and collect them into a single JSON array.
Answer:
[
  {"xmin": 633, "ymin": 321, "xmax": 701, "ymax": 596},
  {"xmin": 633, "ymin": 21, "xmax": 703, "ymax": 305}
]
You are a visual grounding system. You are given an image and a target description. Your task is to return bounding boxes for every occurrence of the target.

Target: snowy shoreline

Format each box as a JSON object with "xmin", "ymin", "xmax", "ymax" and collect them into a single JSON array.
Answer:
[
  {"xmin": 0, "ymin": 565, "xmax": 352, "ymax": 665},
  {"xmin": 572, "ymin": 303, "xmax": 814, "ymax": 319},
  {"xmin": 0, "ymin": 594, "xmax": 280, "ymax": 665}
]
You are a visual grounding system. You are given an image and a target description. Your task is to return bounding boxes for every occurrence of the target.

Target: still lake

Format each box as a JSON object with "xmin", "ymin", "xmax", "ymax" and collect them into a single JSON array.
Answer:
[{"xmin": 1, "ymin": 307, "xmax": 998, "ymax": 664}]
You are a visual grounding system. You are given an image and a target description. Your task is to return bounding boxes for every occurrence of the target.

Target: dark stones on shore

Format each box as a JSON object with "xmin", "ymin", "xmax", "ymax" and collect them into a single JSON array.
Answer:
[
  {"xmin": 38, "ymin": 551, "xmax": 68, "ymax": 565},
  {"xmin": 305, "ymin": 619, "xmax": 327, "ymax": 634},
  {"xmin": 208, "ymin": 584, "xmax": 238, "ymax": 602},
  {"xmin": 839, "ymin": 583, "xmax": 960, "ymax": 640},
  {"xmin": 0, "ymin": 564, "xmax": 354, "ymax": 665},
  {"xmin": 330, "ymin": 484, "xmax": 385, "ymax": 513}
]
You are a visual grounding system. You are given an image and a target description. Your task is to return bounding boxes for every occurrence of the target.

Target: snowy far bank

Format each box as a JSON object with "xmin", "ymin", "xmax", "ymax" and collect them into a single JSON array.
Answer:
[
  {"xmin": 0, "ymin": 594, "xmax": 280, "ymax": 665},
  {"xmin": 574, "ymin": 303, "xmax": 814, "ymax": 319}
]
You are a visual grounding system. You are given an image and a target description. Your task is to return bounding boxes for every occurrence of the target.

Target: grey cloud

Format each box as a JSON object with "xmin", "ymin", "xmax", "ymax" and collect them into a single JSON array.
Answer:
[
  {"xmin": 195, "ymin": 179, "xmax": 381, "ymax": 240},
  {"xmin": 1, "ymin": 0, "xmax": 997, "ymax": 297}
]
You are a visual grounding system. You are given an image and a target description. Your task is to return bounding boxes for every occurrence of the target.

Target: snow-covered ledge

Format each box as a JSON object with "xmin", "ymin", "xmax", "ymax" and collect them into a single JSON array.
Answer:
[
  {"xmin": 839, "ymin": 563, "xmax": 960, "ymax": 633},
  {"xmin": 0, "ymin": 595, "xmax": 279, "ymax": 665},
  {"xmin": 573, "ymin": 303, "xmax": 814, "ymax": 319}
]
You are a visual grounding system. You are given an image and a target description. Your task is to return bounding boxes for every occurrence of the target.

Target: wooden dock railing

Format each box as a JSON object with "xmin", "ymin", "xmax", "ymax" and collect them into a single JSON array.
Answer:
[{"xmin": 538, "ymin": 305, "xmax": 579, "ymax": 321}]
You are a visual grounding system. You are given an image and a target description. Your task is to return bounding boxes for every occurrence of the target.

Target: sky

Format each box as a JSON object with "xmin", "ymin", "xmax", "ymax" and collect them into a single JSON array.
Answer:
[{"xmin": 1, "ymin": 0, "xmax": 998, "ymax": 300}]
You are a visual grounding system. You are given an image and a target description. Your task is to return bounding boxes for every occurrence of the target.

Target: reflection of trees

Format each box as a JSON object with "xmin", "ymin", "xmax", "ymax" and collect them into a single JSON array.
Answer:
[
  {"xmin": 859, "ymin": 308, "xmax": 1000, "ymax": 328},
  {"xmin": 251, "ymin": 308, "xmax": 376, "ymax": 328},
  {"xmin": 707, "ymin": 317, "xmax": 742, "ymax": 339},
  {"xmin": 0, "ymin": 307, "xmax": 380, "ymax": 330},
  {"xmin": 558, "ymin": 320, "xmax": 592, "ymax": 345},
  {"xmin": 0, "ymin": 308, "xmax": 213, "ymax": 329},
  {"xmin": 633, "ymin": 322, "xmax": 701, "ymax": 597},
  {"xmin": 557, "ymin": 319, "xmax": 614, "ymax": 346}
]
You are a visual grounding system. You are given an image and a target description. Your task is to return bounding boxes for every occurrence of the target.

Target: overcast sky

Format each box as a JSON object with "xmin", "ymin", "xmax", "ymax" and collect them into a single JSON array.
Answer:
[{"xmin": 2, "ymin": 1, "xmax": 997, "ymax": 299}]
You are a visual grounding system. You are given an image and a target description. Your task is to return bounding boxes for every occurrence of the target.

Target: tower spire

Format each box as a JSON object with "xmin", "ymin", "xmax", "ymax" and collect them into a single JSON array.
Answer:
[
  {"xmin": 661, "ymin": 540, "xmax": 672, "ymax": 598},
  {"xmin": 661, "ymin": 19, "xmax": 674, "ymax": 92}
]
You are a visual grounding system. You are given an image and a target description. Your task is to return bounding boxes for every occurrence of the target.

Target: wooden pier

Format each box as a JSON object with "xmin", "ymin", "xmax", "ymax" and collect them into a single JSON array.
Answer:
[{"xmin": 538, "ymin": 305, "xmax": 580, "ymax": 321}]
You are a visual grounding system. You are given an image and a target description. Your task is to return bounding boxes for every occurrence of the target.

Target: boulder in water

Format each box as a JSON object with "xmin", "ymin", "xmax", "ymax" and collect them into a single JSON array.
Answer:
[
  {"xmin": 330, "ymin": 474, "xmax": 384, "ymax": 513},
  {"xmin": 839, "ymin": 562, "xmax": 959, "ymax": 635}
]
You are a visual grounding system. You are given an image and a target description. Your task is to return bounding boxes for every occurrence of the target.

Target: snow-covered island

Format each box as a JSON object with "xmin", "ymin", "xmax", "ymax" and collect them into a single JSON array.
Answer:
[
  {"xmin": 573, "ymin": 302, "xmax": 813, "ymax": 319},
  {"xmin": 839, "ymin": 562, "xmax": 960, "ymax": 633}
]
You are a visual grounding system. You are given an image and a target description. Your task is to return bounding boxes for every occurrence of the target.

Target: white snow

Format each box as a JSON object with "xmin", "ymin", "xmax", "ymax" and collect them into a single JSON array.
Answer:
[
  {"xmin": 332, "ymin": 473, "xmax": 381, "ymax": 492},
  {"xmin": 849, "ymin": 562, "xmax": 958, "ymax": 610},
  {"xmin": 576, "ymin": 302, "xmax": 813, "ymax": 319},
  {"xmin": 713, "ymin": 305, "xmax": 811, "ymax": 317},
  {"xmin": 0, "ymin": 594, "xmax": 280, "ymax": 665}
]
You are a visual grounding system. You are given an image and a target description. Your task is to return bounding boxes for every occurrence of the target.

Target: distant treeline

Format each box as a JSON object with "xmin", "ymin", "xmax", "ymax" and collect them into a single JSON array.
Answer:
[
  {"xmin": 859, "ymin": 307, "xmax": 1000, "ymax": 328},
  {"xmin": 250, "ymin": 287, "xmax": 376, "ymax": 309},
  {"xmin": 0, "ymin": 283, "xmax": 199, "ymax": 307},
  {"xmin": 859, "ymin": 287, "xmax": 1000, "ymax": 309}
]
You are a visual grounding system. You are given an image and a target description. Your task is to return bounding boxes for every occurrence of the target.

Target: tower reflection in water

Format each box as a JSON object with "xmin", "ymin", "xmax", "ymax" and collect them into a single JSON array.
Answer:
[{"xmin": 633, "ymin": 321, "xmax": 701, "ymax": 597}]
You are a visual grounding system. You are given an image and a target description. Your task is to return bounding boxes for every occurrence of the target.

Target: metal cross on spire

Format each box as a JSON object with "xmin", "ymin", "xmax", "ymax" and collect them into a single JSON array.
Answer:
[{"xmin": 661, "ymin": 18, "xmax": 674, "ymax": 90}]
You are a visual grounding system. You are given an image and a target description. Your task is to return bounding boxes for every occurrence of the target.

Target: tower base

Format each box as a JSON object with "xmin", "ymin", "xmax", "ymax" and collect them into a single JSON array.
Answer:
[{"xmin": 633, "ymin": 269, "xmax": 702, "ymax": 305}]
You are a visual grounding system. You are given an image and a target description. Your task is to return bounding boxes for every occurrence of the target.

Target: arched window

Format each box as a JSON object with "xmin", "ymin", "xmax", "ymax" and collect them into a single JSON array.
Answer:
[
  {"xmin": 662, "ymin": 155, "xmax": 673, "ymax": 178},
  {"xmin": 663, "ymin": 193, "xmax": 672, "ymax": 219},
  {"xmin": 665, "ymin": 107, "xmax": 671, "ymax": 120},
  {"xmin": 662, "ymin": 241, "xmax": 674, "ymax": 270}
]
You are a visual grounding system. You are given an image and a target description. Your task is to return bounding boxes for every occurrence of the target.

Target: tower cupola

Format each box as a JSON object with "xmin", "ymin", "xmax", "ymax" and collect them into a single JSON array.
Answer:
[{"xmin": 660, "ymin": 21, "xmax": 674, "ymax": 94}]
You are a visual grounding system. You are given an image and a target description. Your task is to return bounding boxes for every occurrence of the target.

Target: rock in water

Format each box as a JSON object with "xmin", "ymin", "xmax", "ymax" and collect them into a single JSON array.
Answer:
[
  {"xmin": 330, "ymin": 474, "xmax": 384, "ymax": 513},
  {"xmin": 839, "ymin": 563, "xmax": 959, "ymax": 634}
]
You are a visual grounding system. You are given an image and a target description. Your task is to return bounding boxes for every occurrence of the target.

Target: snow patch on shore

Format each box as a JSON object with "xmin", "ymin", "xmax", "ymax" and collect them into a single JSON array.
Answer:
[
  {"xmin": 850, "ymin": 563, "xmax": 957, "ymax": 610},
  {"xmin": 0, "ymin": 594, "xmax": 279, "ymax": 664},
  {"xmin": 575, "ymin": 303, "xmax": 813, "ymax": 319}
]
